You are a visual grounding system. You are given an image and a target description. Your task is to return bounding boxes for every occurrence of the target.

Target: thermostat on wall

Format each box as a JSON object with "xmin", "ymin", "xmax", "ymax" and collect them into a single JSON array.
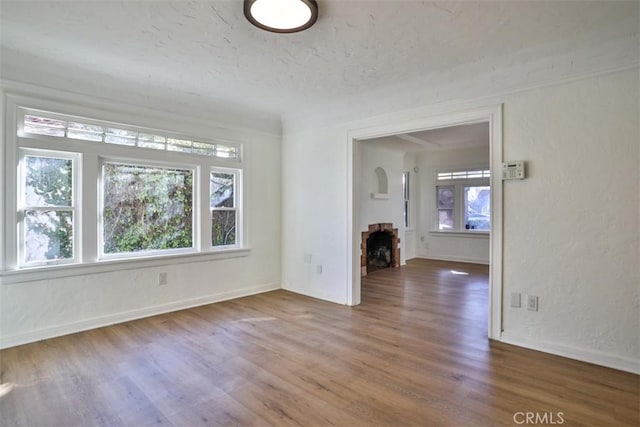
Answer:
[{"xmin": 502, "ymin": 161, "xmax": 526, "ymax": 180}]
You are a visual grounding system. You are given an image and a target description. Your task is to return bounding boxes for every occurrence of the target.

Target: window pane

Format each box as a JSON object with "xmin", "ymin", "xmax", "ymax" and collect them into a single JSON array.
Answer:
[
  {"xmin": 193, "ymin": 141, "xmax": 215, "ymax": 156},
  {"xmin": 102, "ymin": 163, "xmax": 193, "ymax": 254},
  {"xmin": 167, "ymin": 138, "xmax": 192, "ymax": 153},
  {"xmin": 105, "ymin": 135, "xmax": 136, "ymax": 146},
  {"xmin": 437, "ymin": 186, "xmax": 454, "ymax": 209},
  {"xmin": 211, "ymin": 173, "xmax": 235, "ymax": 208},
  {"xmin": 24, "ymin": 115, "xmax": 66, "ymax": 137},
  {"xmin": 404, "ymin": 201, "xmax": 409, "ymax": 228},
  {"xmin": 67, "ymin": 122, "xmax": 104, "ymax": 142},
  {"xmin": 212, "ymin": 210, "xmax": 236, "ymax": 246},
  {"xmin": 438, "ymin": 209, "xmax": 454, "ymax": 230},
  {"xmin": 24, "ymin": 210, "xmax": 73, "ymax": 262},
  {"xmin": 464, "ymin": 186, "xmax": 491, "ymax": 230},
  {"xmin": 105, "ymin": 128, "xmax": 137, "ymax": 146},
  {"xmin": 216, "ymin": 144, "xmax": 238, "ymax": 159},
  {"xmin": 138, "ymin": 140, "xmax": 165, "ymax": 150},
  {"xmin": 138, "ymin": 133, "xmax": 166, "ymax": 145},
  {"xmin": 24, "ymin": 156, "xmax": 73, "ymax": 207}
]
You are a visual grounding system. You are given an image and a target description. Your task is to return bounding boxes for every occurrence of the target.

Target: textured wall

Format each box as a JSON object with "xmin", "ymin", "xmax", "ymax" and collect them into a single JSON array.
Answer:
[
  {"xmin": 500, "ymin": 70, "xmax": 639, "ymax": 370},
  {"xmin": 282, "ymin": 69, "xmax": 639, "ymax": 372},
  {"xmin": 415, "ymin": 146, "xmax": 490, "ymax": 264},
  {"xmin": 358, "ymin": 144, "xmax": 407, "ymax": 265}
]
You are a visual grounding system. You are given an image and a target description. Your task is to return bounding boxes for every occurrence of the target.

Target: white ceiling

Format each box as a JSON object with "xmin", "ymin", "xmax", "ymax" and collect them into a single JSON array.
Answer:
[
  {"xmin": 364, "ymin": 122, "xmax": 489, "ymax": 153},
  {"xmin": 1, "ymin": 1, "xmax": 638, "ymax": 130}
]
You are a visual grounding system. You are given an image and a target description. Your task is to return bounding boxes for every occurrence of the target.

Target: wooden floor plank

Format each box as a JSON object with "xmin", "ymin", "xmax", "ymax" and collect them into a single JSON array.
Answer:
[{"xmin": 1, "ymin": 259, "xmax": 638, "ymax": 426}]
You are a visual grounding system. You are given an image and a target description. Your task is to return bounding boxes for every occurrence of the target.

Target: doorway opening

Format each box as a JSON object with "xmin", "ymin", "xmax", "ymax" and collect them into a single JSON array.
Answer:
[{"xmin": 347, "ymin": 106, "xmax": 503, "ymax": 339}]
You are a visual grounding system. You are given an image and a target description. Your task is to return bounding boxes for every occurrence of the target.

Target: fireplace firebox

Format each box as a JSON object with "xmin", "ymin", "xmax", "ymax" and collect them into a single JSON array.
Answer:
[{"xmin": 361, "ymin": 223, "xmax": 400, "ymax": 276}]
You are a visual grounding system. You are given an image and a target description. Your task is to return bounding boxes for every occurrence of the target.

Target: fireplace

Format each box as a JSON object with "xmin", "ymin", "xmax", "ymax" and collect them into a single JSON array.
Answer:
[{"xmin": 361, "ymin": 223, "xmax": 400, "ymax": 276}]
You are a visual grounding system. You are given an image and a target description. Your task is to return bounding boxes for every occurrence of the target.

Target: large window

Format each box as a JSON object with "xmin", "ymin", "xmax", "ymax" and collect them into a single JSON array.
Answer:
[
  {"xmin": 5, "ymin": 103, "xmax": 245, "ymax": 274},
  {"xmin": 102, "ymin": 162, "xmax": 194, "ymax": 256},
  {"xmin": 19, "ymin": 150, "xmax": 78, "ymax": 266},
  {"xmin": 435, "ymin": 168, "xmax": 491, "ymax": 232}
]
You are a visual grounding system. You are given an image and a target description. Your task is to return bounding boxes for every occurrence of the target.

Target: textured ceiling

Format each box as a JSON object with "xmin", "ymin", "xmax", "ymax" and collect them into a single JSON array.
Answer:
[
  {"xmin": 1, "ymin": 1, "xmax": 638, "ymax": 131},
  {"xmin": 366, "ymin": 122, "xmax": 489, "ymax": 153}
]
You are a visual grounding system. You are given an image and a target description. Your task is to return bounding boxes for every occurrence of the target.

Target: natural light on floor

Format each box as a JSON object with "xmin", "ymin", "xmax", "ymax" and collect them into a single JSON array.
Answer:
[
  {"xmin": 450, "ymin": 270, "xmax": 469, "ymax": 275},
  {"xmin": 0, "ymin": 383, "xmax": 15, "ymax": 398}
]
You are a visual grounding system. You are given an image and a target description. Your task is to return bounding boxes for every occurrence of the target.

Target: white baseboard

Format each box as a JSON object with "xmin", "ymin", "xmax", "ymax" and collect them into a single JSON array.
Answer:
[
  {"xmin": 281, "ymin": 283, "xmax": 346, "ymax": 306},
  {"xmin": 415, "ymin": 255, "xmax": 489, "ymax": 265},
  {"xmin": 500, "ymin": 331, "xmax": 640, "ymax": 375},
  {"xmin": 0, "ymin": 282, "xmax": 281, "ymax": 349}
]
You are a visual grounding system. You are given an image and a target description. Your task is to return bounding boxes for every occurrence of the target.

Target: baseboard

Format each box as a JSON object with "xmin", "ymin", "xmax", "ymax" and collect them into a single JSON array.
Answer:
[
  {"xmin": 500, "ymin": 331, "xmax": 640, "ymax": 375},
  {"xmin": 415, "ymin": 255, "xmax": 489, "ymax": 265},
  {"xmin": 0, "ymin": 282, "xmax": 281, "ymax": 349},
  {"xmin": 281, "ymin": 283, "xmax": 346, "ymax": 306}
]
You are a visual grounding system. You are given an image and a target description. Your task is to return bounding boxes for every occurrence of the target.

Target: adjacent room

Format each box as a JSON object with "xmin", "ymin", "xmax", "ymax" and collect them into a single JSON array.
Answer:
[{"xmin": 1, "ymin": 1, "xmax": 638, "ymax": 425}]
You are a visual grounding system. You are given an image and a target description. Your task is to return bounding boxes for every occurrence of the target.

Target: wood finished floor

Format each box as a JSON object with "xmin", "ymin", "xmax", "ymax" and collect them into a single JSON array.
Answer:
[{"xmin": 1, "ymin": 259, "xmax": 638, "ymax": 426}]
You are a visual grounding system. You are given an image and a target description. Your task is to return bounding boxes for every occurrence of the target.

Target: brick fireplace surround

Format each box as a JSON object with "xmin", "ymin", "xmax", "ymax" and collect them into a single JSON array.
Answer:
[{"xmin": 361, "ymin": 223, "xmax": 400, "ymax": 276}]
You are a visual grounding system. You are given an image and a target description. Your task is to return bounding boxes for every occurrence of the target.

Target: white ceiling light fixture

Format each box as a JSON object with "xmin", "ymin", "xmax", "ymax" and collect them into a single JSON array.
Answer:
[{"xmin": 244, "ymin": 0, "xmax": 318, "ymax": 33}]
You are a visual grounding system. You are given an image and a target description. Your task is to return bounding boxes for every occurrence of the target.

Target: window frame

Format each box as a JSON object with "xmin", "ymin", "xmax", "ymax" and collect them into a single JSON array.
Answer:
[
  {"xmin": 433, "ymin": 168, "xmax": 491, "ymax": 234},
  {"xmin": 210, "ymin": 167, "xmax": 242, "ymax": 249},
  {"xmin": 98, "ymin": 157, "xmax": 198, "ymax": 260},
  {"xmin": 402, "ymin": 171, "xmax": 410, "ymax": 229},
  {"xmin": 17, "ymin": 108, "xmax": 242, "ymax": 162},
  {"xmin": 17, "ymin": 148, "xmax": 81, "ymax": 268},
  {"xmin": 1, "ymin": 95, "xmax": 249, "ymax": 283},
  {"xmin": 463, "ymin": 184, "xmax": 491, "ymax": 231},
  {"xmin": 436, "ymin": 184, "xmax": 456, "ymax": 231}
]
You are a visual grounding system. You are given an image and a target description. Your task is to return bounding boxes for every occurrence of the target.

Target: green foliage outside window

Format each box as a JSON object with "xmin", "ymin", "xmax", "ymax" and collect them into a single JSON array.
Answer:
[
  {"xmin": 210, "ymin": 172, "xmax": 236, "ymax": 246},
  {"xmin": 103, "ymin": 164, "xmax": 193, "ymax": 254},
  {"xmin": 23, "ymin": 156, "xmax": 74, "ymax": 261}
]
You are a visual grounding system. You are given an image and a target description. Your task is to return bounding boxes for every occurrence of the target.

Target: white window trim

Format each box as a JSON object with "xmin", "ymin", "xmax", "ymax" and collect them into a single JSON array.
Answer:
[
  {"xmin": 1, "ymin": 94, "xmax": 249, "ymax": 283},
  {"xmin": 433, "ymin": 170, "xmax": 491, "ymax": 234},
  {"xmin": 98, "ymin": 158, "xmax": 199, "ymax": 260},
  {"xmin": 17, "ymin": 107, "xmax": 242, "ymax": 162},
  {"xmin": 210, "ymin": 167, "xmax": 242, "ymax": 249},
  {"xmin": 402, "ymin": 171, "xmax": 410, "ymax": 229},
  {"xmin": 18, "ymin": 148, "xmax": 81, "ymax": 268}
]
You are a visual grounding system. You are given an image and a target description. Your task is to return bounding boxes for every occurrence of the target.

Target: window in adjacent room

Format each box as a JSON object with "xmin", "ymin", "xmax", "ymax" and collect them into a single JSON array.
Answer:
[
  {"xmin": 435, "ymin": 168, "xmax": 491, "ymax": 232},
  {"xmin": 402, "ymin": 171, "xmax": 410, "ymax": 228}
]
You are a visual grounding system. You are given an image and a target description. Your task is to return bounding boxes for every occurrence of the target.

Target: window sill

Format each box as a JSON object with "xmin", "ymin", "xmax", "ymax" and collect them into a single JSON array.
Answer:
[
  {"xmin": 429, "ymin": 230, "xmax": 490, "ymax": 238},
  {"xmin": 0, "ymin": 247, "xmax": 251, "ymax": 285}
]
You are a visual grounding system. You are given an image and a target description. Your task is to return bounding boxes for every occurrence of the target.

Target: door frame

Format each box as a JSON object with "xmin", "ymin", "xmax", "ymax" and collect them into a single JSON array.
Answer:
[{"xmin": 346, "ymin": 104, "xmax": 503, "ymax": 339}]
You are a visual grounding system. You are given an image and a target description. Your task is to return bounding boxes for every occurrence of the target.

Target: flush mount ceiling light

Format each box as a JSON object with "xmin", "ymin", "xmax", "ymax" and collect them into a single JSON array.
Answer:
[{"xmin": 244, "ymin": 0, "xmax": 318, "ymax": 33}]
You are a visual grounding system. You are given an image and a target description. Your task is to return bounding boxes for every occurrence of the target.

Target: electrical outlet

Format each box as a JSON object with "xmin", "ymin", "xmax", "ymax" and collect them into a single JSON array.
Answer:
[
  {"xmin": 317, "ymin": 264, "xmax": 323, "ymax": 274},
  {"xmin": 158, "ymin": 272, "xmax": 168, "ymax": 286},
  {"xmin": 304, "ymin": 253, "xmax": 312, "ymax": 264},
  {"xmin": 526, "ymin": 295, "xmax": 538, "ymax": 311}
]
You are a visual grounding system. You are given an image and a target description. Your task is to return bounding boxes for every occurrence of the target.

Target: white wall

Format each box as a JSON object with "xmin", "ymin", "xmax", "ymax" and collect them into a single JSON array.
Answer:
[
  {"xmin": 0, "ymin": 86, "xmax": 282, "ymax": 348},
  {"xmin": 281, "ymin": 69, "xmax": 639, "ymax": 373},
  {"xmin": 415, "ymin": 146, "xmax": 490, "ymax": 264},
  {"xmin": 499, "ymin": 70, "xmax": 639, "ymax": 372},
  {"xmin": 358, "ymin": 143, "xmax": 406, "ymax": 265}
]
